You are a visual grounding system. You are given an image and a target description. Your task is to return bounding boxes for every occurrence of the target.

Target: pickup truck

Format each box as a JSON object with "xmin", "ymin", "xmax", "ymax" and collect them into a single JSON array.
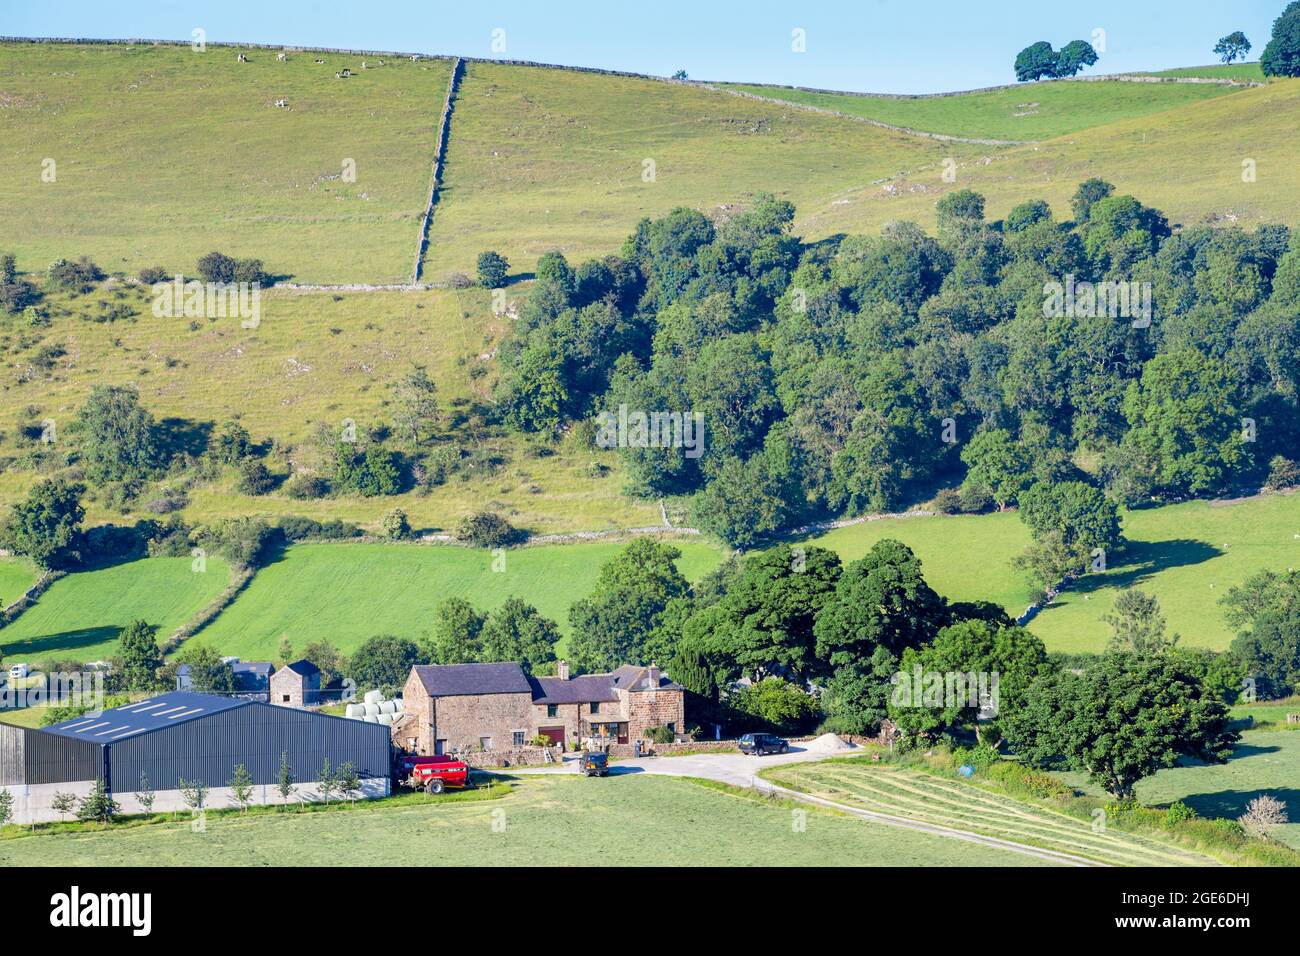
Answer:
[{"xmin": 395, "ymin": 754, "xmax": 471, "ymax": 793}]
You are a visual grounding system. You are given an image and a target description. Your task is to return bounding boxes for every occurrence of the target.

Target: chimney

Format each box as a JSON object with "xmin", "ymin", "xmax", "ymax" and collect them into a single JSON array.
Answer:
[
  {"xmin": 557, "ymin": 660, "xmax": 570, "ymax": 681},
  {"xmin": 646, "ymin": 662, "xmax": 659, "ymax": 688}
]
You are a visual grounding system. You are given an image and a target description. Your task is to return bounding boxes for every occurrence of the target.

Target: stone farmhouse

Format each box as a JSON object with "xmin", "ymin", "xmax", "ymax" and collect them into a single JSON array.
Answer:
[{"xmin": 396, "ymin": 660, "xmax": 684, "ymax": 755}]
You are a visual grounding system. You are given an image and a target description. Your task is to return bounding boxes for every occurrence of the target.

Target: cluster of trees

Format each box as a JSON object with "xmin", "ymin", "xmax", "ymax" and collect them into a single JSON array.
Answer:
[
  {"xmin": 1014, "ymin": 39, "xmax": 1098, "ymax": 81},
  {"xmin": 495, "ymin": 184, "xmax": 1300, "ymax": 547},
  {"xmin": 1262, "ymin": 2, "xmax": 1300, "ymax": 76},
  {"xmin": 555, "ymin": 536, "xmax": 1245, "ymax": 799}
]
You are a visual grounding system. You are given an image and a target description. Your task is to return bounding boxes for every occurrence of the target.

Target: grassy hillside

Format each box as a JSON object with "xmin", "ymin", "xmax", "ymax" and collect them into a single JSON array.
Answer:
[
  {"xmin": 0, "ymin": 282, "xmax": 653, "ymax": 534},
  {"xmin": 0, "ymin": 555, "xmax": 231, "ymax": 662},
  {"xmin": 0, "ymin": 773, "xmax": 1048, "ymax": 866},
  {"xmin": 800, "ymin": 492, "xmax": 1300, "ymax": 654},
  {"xmin": 0, "ymin": 558, "xmax": 37, "ymax": 607},
  {"xmin": 1056, "ymin": 729, "xmax": 1300, "ymax": 850},
  {"xmin": 1146, "ymin": 63, "xmax": 1266, "ymax": 81},
  {"xmin": 0, "ymin": 41, "xmax": 450, "ymax": 284},
  {"xmin": 799, "ymin": 77, "xmax": 1300, "ymax": 241},
  {"xmin": 724, "ymin": 79, "xmax": 1242, "ymax": 141},
  {"xmin": 422, "ymin": 60, "xmax": 967, "ymax": 280},
  {"xmin": 192, "ymin": 538, "xmax": 724, "ymax": 660}
]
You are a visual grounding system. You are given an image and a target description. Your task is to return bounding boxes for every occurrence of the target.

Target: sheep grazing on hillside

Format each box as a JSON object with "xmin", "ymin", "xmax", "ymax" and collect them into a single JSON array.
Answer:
[
  {"xmin": 277, "ymin": 52, "xmax": 287, "ymax": 62},
  {"xmin": 335, "ymin": 68, "xmax": 351, "ymax": 79},
  {"xmin": 410, "ymin": 54, "xmax": 418, "ymax": 62},
  {"xmin": 315, "ymin": 58, "xmax": 325, "ymax": 64},
  {"xmin": 237, "ymin": 52, "xmax": 247, "ymax": 63},
  {"xmin": 274, "ymin": 99, "xmax": 288, "ymax": 109}
]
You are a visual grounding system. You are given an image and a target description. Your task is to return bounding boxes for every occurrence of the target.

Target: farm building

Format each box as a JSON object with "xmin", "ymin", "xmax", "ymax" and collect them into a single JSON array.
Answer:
[
  {"xmin": 398, "ymin": 660, "xmax": 684, "ymax": 756},
  {"xmin": 0, "ymin": 691, "xmax": 391, "ymax": 824},
  {"xmin": 176, "ymin": 659, "xmax": 273, "ymax": 695},
  {"xmin": 270, "ymin": 659, "xmax": 321, "ymax": 707}
]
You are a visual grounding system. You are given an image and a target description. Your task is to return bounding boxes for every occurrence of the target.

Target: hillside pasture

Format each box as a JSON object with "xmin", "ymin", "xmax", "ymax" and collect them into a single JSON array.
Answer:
[
  {"xmin": 0, "ymin": 41, "xmax": 450, "ymax": 283},
  {"xmin": 0, "ymin": 555, "xmax": 231, "ymax": 663},
  {"xmin": 1055, "ymin": 729, "xmax": 1300, "ymax": 851},
  {"xmin": 0, "ymin": 558, "xmax": 37, "ymax": 608},
  {"xmin": 724, "ymin": 78, "xmax": 1242, "ymax": 142},
  {"xmin": 422, "ymin": 60, "xmax": 968, "ymax": 279},
  {"xmin": 0, "ymin": 283, "xmax": 653, "ymax": 535},
  {"xmin": 191, "ymin": 538, "xmax": 724, "ymax": 660}
]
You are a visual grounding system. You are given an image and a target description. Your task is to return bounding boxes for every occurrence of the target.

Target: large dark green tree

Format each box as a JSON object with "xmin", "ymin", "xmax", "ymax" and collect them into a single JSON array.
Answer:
[
  {"xmin": 1222, "ymin": 569, "xmax": 1300, "ymax": 698},
  {"xmin": 568, "ymin": 539, "xmax": 690, "ymax": 672},
  {"xmin": 424, "ymin": 598, "xmax": 486, "ymax": 664},
  {"xmin": 1005, "ymin": 653, "xmax": 1238, "ymax": 799},
  {"xmin": 348, "ymin": 635, "xmax": 421, "ymax": 693},
  {"xmin": 479, "ymin": 598, "xmax": 561, "ymax": 675},
  {"xmin": 1262, "ymin": 2, "xmax": 1300, "ymax": 76},
  {"xmin": 77, "ymin": 384, "xmax": 163, "ymax": 482},
  {"xmin": 1, "ymin": 478, "xmax": 84, "ymax": 569},
  {"xmin": 117, "ymin": 620, "xmax": 163, "ymax": 691},
  {"xmin": 693, "ymin": 544, "xmax": 841, "ymax": 682}
]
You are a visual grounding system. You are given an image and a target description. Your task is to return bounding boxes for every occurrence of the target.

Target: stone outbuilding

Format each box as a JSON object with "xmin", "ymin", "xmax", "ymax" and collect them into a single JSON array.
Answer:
[{"xmin": 270, "ymin": 659, "xmax": 321, "ymax": 708}]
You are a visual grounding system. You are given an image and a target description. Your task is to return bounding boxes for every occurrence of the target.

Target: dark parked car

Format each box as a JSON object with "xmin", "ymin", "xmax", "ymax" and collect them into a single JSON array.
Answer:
[
  {"xmin": 738, "ymin": 733, "xmax": 788, "ymax": 756},
  {"xmin": 582, "ymin": 752, "xmax": 609, "ymax": 777}
]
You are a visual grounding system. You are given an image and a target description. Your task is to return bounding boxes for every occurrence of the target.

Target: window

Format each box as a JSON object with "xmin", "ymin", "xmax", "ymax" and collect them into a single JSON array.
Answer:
[
  {"xmin": 589, "ymin": 701, "xmax": 600, "ymax": 714},
  {"xmin": 480, "ymin": 736, "xmax": 492, "ymax": 751},
  {"xmin": 546, "ymin": 704, "xmax": 558, "ymax": 718},
  {"xmin": 512, "ymin": 731, "xmax": 526, "ymax": 747},
  {"xmin": 281, "ymin": 694, "xmax": 290, "ymax": 703},
  {"xmin": 666, "ymin": 722, "xmax": 676, "ymax": 733}
]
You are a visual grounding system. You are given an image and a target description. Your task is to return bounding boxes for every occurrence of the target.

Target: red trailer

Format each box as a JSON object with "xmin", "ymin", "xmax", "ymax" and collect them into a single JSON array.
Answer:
[{"xmin": 396, "ymin": 753, "xmax": 471, "ymax": 793}]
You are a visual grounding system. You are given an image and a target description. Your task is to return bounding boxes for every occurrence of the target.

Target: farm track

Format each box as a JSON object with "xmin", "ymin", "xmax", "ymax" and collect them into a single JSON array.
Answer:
[{"xmin": 767, "ymin": 766, "xmax": 1218, "ymax": 867}]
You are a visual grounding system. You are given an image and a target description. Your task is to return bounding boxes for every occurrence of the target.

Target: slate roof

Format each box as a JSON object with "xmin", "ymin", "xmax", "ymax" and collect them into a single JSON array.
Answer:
[
  {"xmin": 609, "ymin": 665, "xmax": 683, "ymax": 693},
  {"xmin": 44, "ymin": 692, "xmax": 249, "ymax": 743},
  {"xmin": 528, "ymin": 674, "xmax": 620, "ymax": 705},
  {"xmin": 411, "ymin": 662, "xmax": 532, "ymax": 697},
  {"xmin": 282, "ymin": 659, "xmax": 320, "ymax": 677}
]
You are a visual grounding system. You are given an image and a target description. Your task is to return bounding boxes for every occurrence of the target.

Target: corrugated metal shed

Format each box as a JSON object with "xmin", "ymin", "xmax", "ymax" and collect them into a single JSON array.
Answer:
[
  {"xmin": 7, "ymin": 691, "xmax": 391, "ymax": 792},
  {"xmin": 0, "ymin": 721, "xmax": 103, "ymax": 786}
]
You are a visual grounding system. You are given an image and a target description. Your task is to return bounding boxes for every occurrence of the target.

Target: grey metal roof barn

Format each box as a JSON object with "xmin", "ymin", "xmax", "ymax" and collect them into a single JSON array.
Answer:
[{"xmin": 4, "ymin": 691, "xmax": 391, "ymax": 794}]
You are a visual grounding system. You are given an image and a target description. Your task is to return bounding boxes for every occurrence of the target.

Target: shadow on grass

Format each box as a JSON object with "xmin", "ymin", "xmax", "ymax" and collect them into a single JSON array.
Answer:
[
  {"xmin": 1172, "ymin": 787, "xmax": 1300, "ymax": 821},
  {"xmin": 1069, "ymin": 538, "xmax": 1223, "ymax": 596},
  {"xmin": 1, "ymin": 625, "xmax": 122, "ymax": 659}
]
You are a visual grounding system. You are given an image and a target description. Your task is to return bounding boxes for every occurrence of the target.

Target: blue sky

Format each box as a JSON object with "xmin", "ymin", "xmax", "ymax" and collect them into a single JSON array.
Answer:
[{"xmin": 5, "ymin": 1, "xmax": 1285, "ymax": 93}]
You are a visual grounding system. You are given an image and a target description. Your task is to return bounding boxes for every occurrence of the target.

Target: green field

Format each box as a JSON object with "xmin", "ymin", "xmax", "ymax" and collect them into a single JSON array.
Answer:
[
  {"xmin": 1146, "ymin": 63, "xmax": 1266, "ymax": 81},
  {"xmin": 803, "ymin": 492, "xmax": 1300, "ymax": 653},
  {"xmin": 725, "ymin": 79, "xmax": 1242, "ymax": 142},
  {"xmin": 422, "ymin": 60, "xmax": 964, "ymax": 280},
  {"xmin": 0, "ymin": 773, "xmax": 1049, "ymax": 866},
  {"xmin": 0, "ymin": 555, "xmax": 231, "ymax": 662},
  {"xmin": 1055, "ymin": 729, "xmax": 1300, "ymax": 851},
  {"xmin": 191, "ymin": 538, "xmax": 724, "ymax": 660},
  {"xmin": 764, "ymin": 761, "xmax": 1217, "ymax": 866},
  {"xmin": 0, "ymin": 558, "xmax": 37, "ymax": 608},
  {"xmin": 0, "ymin": 42, "xmax": 450, "ymax": 284}
]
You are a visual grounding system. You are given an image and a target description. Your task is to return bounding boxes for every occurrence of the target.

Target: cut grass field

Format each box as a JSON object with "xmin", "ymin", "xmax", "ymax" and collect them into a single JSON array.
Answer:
[
  {"xmin": 0, "ymin": 42, "xmax": 450, "ymax": 284},
  {"xmin": 0, "ymin": 555, "xmax": 231, "ymax": 662},
  {"xmin": 1055, "ymin": 729, "xmax": 1300, "ymax": 851},
  {"xmin": 0, "ymin": 283, "xmax": 654, "ymax": 535},
  {"xmin": 422, "ymin": 60, "xmax": 966, "ymax": 280},
  {"xmin": 191, "ymin": 538, "xmax": 724, "ymax": 660},
  {"xmin": 763, "ymin": 760, "xmax": 1218, "ymax": 866},
  {"xmin": 723, "ymin": 78, "xmax": 1242, "ymax": 142},
  {"xmin": 0, "ymin": 773, "xmax": 1050, "ymax": 866}
]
